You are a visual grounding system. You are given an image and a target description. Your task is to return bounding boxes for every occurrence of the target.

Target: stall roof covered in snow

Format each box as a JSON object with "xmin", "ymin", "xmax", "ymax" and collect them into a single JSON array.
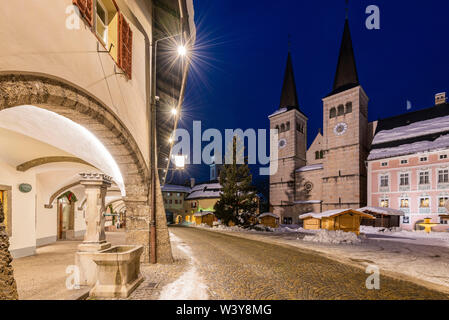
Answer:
[
  {"xmin": 368, "ymin": 103, "xmax": 449, "ymax": 160},
  {"xmin": 258, "ymin": 212, "xmax": 279, "ymax": 219},
  {"xmin": 358, "ymin": 206, "xmax": 404, "ymax": 216},
  {"xmin": 161, "ymin": 184, "xmax": 191, "ymax": 193},
  {"xmin": 295, "ymin": 163, "xmax": 324, "ymax": 172},
  {"xmin": 299, "ymin": 209, "xmax": 374, "ymax": 220},
  {"xmin": 193, "ymin": 211, "xmax": 215, "ymax": 217},
  {"xmin": 186, "ymin": 183, "xmax": 223, "ymax": 200}
]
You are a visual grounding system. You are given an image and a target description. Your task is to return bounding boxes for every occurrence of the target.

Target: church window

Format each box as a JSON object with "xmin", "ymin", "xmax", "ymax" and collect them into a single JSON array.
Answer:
[
  {"xmin": 337, "ymin": 104, "xmax": 345, "ymax": 116},
  {"xmin": 345, "ymin": 102, "xmax": 352, "ymax": 114},
  {"xmin": 329, "ymin": 107, "xmax": 336, "ymax": 118},
  {"xmin": 286, "ymin": 122, "xmax": 290, "ymax": 131},
  {"xmin": 280, "ymin": 124, "xmax": 285, "ymax": 132}
]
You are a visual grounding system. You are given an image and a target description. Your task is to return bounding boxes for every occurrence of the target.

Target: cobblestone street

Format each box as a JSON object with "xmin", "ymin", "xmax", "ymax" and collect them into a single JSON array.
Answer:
[{"xmin": 165, "ymin": 226, "xmax": 448, "ymax": 300}]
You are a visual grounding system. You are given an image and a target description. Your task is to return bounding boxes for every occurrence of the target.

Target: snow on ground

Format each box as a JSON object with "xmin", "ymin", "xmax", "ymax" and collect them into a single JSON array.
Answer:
[
  {"xmin": 158, "ymin": 232, "xmax": 209, "ymax": 300},
  {"xmin": 303, "ymin": 229, "xmax": 361, "ymax": 244}
]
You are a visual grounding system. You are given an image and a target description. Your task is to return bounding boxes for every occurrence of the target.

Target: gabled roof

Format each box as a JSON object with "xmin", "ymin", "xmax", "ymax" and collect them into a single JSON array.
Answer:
[
  {"xmin": 328, "ymin": 19, "xmax": 359, "ymax": 97},
  {"xmin": 279, "ymin": 52, "xmax": 300, "ymax": 110},
  {"xmin": 358, "ymin": 207, "xmax": 404, "ymax": 216},
  {"xmin": 299, "ymin": 209, "xmax": 374, "ymax": 220}
]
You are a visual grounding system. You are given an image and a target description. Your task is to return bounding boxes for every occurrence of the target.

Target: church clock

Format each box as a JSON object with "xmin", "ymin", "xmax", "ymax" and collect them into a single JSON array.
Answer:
[
  {"xmin": 333, "ymin": 122, "xmax": 348, "ymax": 136},
  {"xmin": 278, "ymin": 138, "xmax": 287, "ymax": 149}
]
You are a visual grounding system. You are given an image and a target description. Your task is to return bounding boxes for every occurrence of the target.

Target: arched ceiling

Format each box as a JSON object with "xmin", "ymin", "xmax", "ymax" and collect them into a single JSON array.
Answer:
[{"xmin": 0, "ymin": 105, "xmax": 125, "ymax": 195}]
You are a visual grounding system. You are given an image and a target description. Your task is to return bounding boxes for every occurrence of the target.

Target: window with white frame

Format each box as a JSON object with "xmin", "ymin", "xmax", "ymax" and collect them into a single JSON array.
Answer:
[
  {"xmin": 380, "ymin": 198, "xmax": 389, "ymax": 208},
  {"xmin": 399, "ymin": 173, "xmax": 410, "ymax": 186},
  {"xmin": 439, "ymin": 196, "xmax": 448, "ymax": 208},
  {"xmin": 400, "ymin": 198, "xmax": 409, "ymax": 208},
  {"xmin": 438, "ymin": 169, "xmax": 449, "ymax": 183},
  {"xmin": 95, "ymin": 0, "xmax": 108, "ymax": 45},
  {"xmin": 420, "ymin": 156, "xmax": 428, "ymax": 162},
  {"xmin": 400, "ymin": 159, "xmax": 408, "ymax": 165},
  {"xmin": 380, "ymin": 175, "xmax": 389, "ymax": 188},
  {"xmin": 419, "ymin": 197, "xmax": 430, "ymax": 208},
  {"xmin": 381, "ymin": 162, "xmax": 388, "ymax": 167},
  {"xmin": 440, "ymin": 154, "xmax": 448, "ymax": 160},
  {"xmin": 419, "ymin": 171, "xmax": 430, "ymax": 185}
]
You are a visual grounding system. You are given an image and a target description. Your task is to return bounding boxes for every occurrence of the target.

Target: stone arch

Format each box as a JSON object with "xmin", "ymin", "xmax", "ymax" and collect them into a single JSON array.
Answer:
[{"xmin": 0, "ymin": 73, "xmax": 172, "ymax": 263}]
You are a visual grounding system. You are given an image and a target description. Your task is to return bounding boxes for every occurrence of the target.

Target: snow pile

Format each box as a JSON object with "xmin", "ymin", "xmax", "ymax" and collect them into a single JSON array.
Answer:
[
  {"xmin": 361, "ymin": 225, "xmax": 449, "ymax": 240},
  {"xmin": 303, "ymin": 229, "xmax": 361, "ymax": 244},
  {"xmin": 360, "ymin": 226, "xmax": 402, "ymax": 234}
]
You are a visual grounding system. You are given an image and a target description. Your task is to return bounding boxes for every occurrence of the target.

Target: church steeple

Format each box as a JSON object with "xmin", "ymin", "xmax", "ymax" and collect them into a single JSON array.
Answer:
[
  {"xmin": 332, "ymin": 19, "xmax": 359, "ymax": 94},
  {"xmin": 279, "ymin": 52, "xmax": 299, "ymax": 109}
]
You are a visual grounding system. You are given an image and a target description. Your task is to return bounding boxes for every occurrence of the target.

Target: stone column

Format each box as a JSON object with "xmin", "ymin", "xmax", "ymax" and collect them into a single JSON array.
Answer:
[
  {"xmin": 76, "ymin": 173, "xmax": 112, "ymax": 286},
  {"xmin": 0, "ymin": 199, "xmax": 18, "ymax": 300},
  {"xmin": 78, "ymin": 173, "xmax": 112, "ymax": 252}
]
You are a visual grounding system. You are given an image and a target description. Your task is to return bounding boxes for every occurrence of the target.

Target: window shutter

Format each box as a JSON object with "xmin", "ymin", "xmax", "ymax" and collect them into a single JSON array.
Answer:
[
  {"xmin": 118, "ymin": 13, "xmax": 133, "ymax": 79},
  {"xmin": 72, "ymin": 0, "xmax": 94, "ymax": 27}
]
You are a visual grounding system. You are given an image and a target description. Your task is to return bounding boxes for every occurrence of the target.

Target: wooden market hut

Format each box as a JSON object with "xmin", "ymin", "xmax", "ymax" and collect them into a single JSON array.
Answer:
[
  {"xmin": 299, "ymin": 209, "xmax": 375, "ymax": 235},
  {"xmin": 258, "ymin": 212, "xmax": 280, "ymax": 228},
  {"xmin": 193, "ymin": 211, "xmax": 215, "ymax": 227},
  {"xmin": 358, "ymin": 207, "xmax": 404, "ymax": 228}
]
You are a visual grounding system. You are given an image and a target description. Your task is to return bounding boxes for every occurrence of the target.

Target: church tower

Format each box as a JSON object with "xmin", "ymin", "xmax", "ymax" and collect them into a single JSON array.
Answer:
[
  {"xmin": 269, "ymin": 52, "xmax": 308, "ymax": 223},
  {"xmin": 321, "ymin": 18, "xmax": 369, "ymax": 210}
]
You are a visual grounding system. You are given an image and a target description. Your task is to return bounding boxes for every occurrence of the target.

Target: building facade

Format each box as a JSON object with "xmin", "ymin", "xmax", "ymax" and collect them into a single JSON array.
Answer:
[
  {"xmin": 367, "ymin": 94, "xmax": 449, "ymax": 231},
  {"xmin": 0, "ymin": 0, "xmax": 195, "ymax": 298},
  {"xmin": 269, "ymin": 19, "xmax": 372, "ymax": 224}
]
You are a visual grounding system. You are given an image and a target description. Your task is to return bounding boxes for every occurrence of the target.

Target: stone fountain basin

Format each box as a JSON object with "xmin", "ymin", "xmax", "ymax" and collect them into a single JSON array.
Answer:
[{"xmin": 89, "ymin": 245, "xmax": 144, "ymax": 298}]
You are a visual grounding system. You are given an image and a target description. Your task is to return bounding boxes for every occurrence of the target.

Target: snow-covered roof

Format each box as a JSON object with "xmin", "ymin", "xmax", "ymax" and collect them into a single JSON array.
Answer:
[
  {"xmin": 186, "ymin": 182, "xmax": 223, "ymax": 200},
  {"xmin": 191, "ymin": 183, "xmax": 222, "ymax": 192},
  {"xmin": 358, "ymin": 206, "xmax": 404, "ymax": 216},
  {"xmin": 296, "ymin": 163, "xmax": 324, "ymax": 172},
  {"xmin": 268, "ymin": 108, "xmax": 288, "ymax": 118},
  {"xmin": 372, "ymin": 114, "xmax": 449, "ymax": 145},
  {"xmin": 294, "ymin": 200, "xmax": 322, "ymax": 204},
  {"xmin": 193, "ymin": 211, "xmax": 215, "ymax": 217},
  {"xmin": 299, "ymin": 208, "xmax": 375, "ymax": 220},
  {"xmin": 161, "ymin": 184, "xmax": 191, "ymax": 193},
  {"xmin": 368, "ymin": 134, "xmax": 449, "ymax": 160},
  {"xmin": 259, "ymin": 212, "xmax": 279, "ymax": 219}
]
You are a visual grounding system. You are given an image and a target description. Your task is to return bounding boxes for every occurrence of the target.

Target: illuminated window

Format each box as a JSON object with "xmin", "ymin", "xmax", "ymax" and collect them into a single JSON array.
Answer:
[
  {"xmin": 420, "ymin": 197, "xmax": 430, "ymax": 208},
  {"xmin": 95, "ymin": 0, "xmax": 108, "ymax": 44},
  {"xmin": 439, "ymin": 197, "xmax": 448, "ymax": 208},
  {"xmin": 380, "ymin": 198, "xmax": 389, "ymax": 208},
  {"xmin": 400, "ymin": 198, "xmax": 409, "ymax": 208}
]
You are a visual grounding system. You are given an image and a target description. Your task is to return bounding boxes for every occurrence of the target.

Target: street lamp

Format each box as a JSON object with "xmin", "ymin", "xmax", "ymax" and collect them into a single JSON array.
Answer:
[{"xmin": 150, "ymin": 32, "xmax": 188, "ymax": 264}]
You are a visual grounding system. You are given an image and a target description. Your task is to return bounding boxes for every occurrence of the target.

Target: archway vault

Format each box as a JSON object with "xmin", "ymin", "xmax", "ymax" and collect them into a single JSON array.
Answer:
[
  {"xmin": 0, "ymin": 72, "xmax": 149, "ymax": 198},
  {"xmin": 17, "ymin": 156, "xmax": 94, "ymax": 172}
]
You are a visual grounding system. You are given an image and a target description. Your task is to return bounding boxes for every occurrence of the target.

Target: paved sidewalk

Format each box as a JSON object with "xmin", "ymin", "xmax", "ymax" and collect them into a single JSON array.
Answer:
[{"xmin": 12, "ymin": 232, "xmax": 125, "ymax": 300}]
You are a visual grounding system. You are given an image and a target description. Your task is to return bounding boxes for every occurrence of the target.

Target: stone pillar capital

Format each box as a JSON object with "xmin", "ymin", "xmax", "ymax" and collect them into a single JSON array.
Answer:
[{"xmin": 79, "ymin": 173, "xmax": 112, "ymax": 188}]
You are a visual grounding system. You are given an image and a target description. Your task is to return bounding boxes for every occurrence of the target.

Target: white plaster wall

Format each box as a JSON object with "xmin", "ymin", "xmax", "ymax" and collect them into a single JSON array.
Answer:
[
  {"xmin": 0, "ymin": 0, "xmax": 152, "ymax": 166},
  {"xmin": 0, "ymin": 160, "xmax": 36, "ymax": 255}
]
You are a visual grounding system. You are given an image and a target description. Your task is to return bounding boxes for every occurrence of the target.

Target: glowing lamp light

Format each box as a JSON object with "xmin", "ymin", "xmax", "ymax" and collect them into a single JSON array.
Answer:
[
  {"xmin": 171, "ymin": 108, "xmax": 178, "ymax": 116},
  {"xmin": 174, "ymin": 155, "xmax": 186, "ymax": 169},
  {"xmin": 168, "ymin": 137, "xmax": 174, "ymax": 144},
  {"xmin": 177, "ymin": 45, "xmax": 187, "ymax": 56}
]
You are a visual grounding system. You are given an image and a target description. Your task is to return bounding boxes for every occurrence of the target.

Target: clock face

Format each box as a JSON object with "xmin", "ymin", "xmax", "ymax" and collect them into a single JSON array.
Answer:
[
  {"xmin": 334, "ymin": 122, "xmax": 348, "ymax": 136},
  {"xmin": 278, "ymin": 138, "xmax": 287, "ymax": 149}
]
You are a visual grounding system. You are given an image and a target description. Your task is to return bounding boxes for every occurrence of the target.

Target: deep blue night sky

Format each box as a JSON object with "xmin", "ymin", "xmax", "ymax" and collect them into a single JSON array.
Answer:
[{"xmin": 168, "ymin": 0, "xmax": 449, "ymax": 185}]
